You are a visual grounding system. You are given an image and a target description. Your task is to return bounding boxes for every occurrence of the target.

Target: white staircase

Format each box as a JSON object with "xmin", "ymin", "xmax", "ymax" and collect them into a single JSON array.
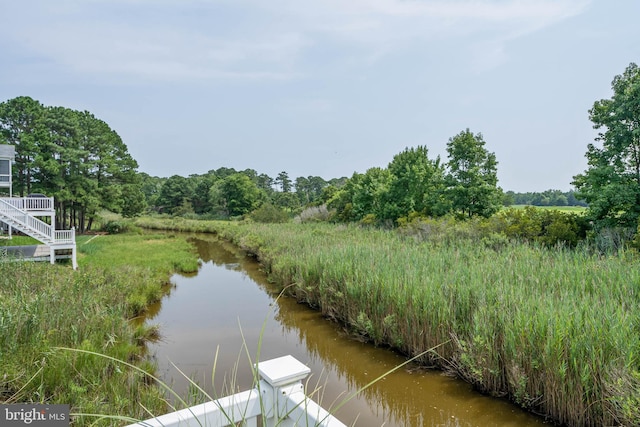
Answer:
[{"xmin": 0, "ymin": 197, "xmax": 77, "ymax": 269}]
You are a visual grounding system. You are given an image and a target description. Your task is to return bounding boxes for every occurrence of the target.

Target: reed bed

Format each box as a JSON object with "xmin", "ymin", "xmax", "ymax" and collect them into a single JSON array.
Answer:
[
  {"xmin": 136, "ymin": 217, "xmax": 640, "ymax": 426},
  {"xmin": 0, "ymin": 232, "xmax": 199, "ymax": 426}
]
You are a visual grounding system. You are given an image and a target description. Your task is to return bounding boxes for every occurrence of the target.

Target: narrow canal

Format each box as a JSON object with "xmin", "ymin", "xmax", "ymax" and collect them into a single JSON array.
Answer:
[{"xmin": 145, "ymin": 235, "xmax": 550, "ymax": 426}]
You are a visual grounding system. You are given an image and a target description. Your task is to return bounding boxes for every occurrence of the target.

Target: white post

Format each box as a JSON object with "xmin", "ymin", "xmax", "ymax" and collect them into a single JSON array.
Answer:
[
  {"xmin": 257, "ymin": 355, "xmax": 346, "ymax": 427},
  {"xmin": 126, "ymin": 355, "xmax": 347, "ymax": 427},
  {"xmin": 71, "ymin": 228, "xmax": 77, "ymax": 270}
]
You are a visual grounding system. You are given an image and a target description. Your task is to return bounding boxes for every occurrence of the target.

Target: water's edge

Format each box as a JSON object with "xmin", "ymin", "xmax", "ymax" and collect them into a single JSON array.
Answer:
[{"xmin": 145, "ymin": 234, "xmax": 549, "ymax": 427}]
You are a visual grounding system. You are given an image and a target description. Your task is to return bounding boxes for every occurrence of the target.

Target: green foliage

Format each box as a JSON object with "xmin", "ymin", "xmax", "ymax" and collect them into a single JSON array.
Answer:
[
  {"xmin": 103, "ymin": 220, "xmax": 132, "ymax": 234},
  {"xmin": 328, "ymin": 135, "xmax": 504, "ymax": 225},
  {"xmin": 573, "ymin": 63, "xmax": 640, "ymax": 229},
  {"xmin": 505, "ymin": 189, "xmax": 587, "ymax": 207},
  {"xmin": 191, "ymin": 173, "xmax": 217, "ymax": 214},
  {"xmin": 385, "ymin": 145, "xmax": 447, "ymax": 220},
  {"xmin": 156, "ymin": 175, "xmax": 196, "ymax": 215},
  {"xmin": 0, "ymin": 96, "xmax": 145, "ymax": 231},
  {"xmin": 351, "ymin": 167, "xmax": 392, "ymax": 221},
  {"xmin": 0, "ymin": 96, "xmax": 43, "ymax": 197},
  {"xmin": 103, "ymin": 220, "xmax": 124, "ymax": 234},
  {"xmin": 446, "ymin": 129, "xmax": 502, "ymax": 218},
  {"xmin": 249, "ymin": 203, "xmax": 289, "ymax": 223},
  {"xmin": 271, "ymin": 190, "xmax": 299, "ymax": 211},
  {"xmin": 492, "ymin": 207, "xmax": 588, "ymax": 247},
  {"xmin": 213, "ymin": 173, "xmax": 266, "ymax": 217},
  {"xmin": 138, "ymin": 173, "xmax": 166, "ymax": 210},
  {"xmin": 294, "ymin": 175, "xmax": 327, "ymax": 205},
  {"xmin": 121, "ymin": 182, "xmax": 147, "ymax": 217},
  {"xmin": 275, "ymin": 171, "xmax": 292, "ymax": 192}
]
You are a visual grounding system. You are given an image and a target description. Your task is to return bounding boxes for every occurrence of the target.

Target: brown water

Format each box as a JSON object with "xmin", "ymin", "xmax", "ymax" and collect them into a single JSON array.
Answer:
[{"xmin": 146, "ymin": 235, "xmax": 551, "ymax": 427}]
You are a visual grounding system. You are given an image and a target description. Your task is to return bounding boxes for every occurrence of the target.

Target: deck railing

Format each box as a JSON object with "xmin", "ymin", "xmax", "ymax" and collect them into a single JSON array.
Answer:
[
  {"xmin": 1, "ymin": 196, "xmax": 54, "ymax": 212},
  {"xmin": 0, "ymin": 198, "xmax": 53, "ymax": 242},
  {"xmin": 126, "ymin": 355, "xmax": 347, "ymax": 427},
  {"xmin": 54, "ymin": 228, "xmax": 75, "ymax": 245}
]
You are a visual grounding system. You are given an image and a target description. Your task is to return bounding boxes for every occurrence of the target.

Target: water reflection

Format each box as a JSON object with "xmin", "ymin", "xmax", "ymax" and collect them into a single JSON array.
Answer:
[{"xmin": 146, "ymin": 235, "xmax": 550, "ymax": 427}]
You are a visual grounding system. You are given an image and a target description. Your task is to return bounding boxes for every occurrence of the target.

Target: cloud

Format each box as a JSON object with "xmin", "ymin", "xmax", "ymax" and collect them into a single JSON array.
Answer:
[
  {"xmin": 0, "ymin": 0, "xmax": 590, "ymax": 83},
  {"xmin": 271, "ymin": 0, "xmax": 591, "ymax": 68}
]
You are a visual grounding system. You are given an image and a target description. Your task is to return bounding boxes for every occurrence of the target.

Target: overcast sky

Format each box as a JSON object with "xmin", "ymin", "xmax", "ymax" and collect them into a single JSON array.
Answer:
[{"xmin": 1, "ymin": 0, "xmax": 638, "ymax": 192}]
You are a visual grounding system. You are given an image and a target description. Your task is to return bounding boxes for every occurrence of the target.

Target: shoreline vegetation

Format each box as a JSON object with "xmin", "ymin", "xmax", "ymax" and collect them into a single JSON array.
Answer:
[
  {"xmin": 0, "ymin": 232, "xmax": 199, "ymax": 426},
  {"xmin": 2, "ymin": 216, "xmax": 639, "ymax": 426},
  {"xmin": 133, "ymin": 217, "xmax": 639, "ymax": 427}
]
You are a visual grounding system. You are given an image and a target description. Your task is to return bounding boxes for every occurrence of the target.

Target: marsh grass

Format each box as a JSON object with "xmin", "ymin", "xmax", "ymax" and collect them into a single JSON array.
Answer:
[
  {"xmin": 135, "ymin": 217, "xmax": 640, "ymax": 427},
  {"xmin": 59, "ymin": 291, "xmax": 446, "ymax": 427},
  {"xmin": 0, "ymin": 235, "xmax": 40, "ymax": 246},
  {"xmin": 0, "ymin": 231, "xmax": 200, "ymax": 426},
  {"xmin": 77, "ymin": 232, "xmax": 199, "ymax": 274}
]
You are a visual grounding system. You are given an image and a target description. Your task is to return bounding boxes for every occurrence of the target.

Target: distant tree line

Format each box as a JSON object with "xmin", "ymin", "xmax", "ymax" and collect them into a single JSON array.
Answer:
[
  {"xmin": 0, "ymin": 96, "xmax": 574, "ymax": 231},
  {"xmin": 1, "ymin": 62, "xmax": 637, "ymax": 240},
  {"xmin": 136, "ymin": 128, "xmax": 503, "ymax": 225},
  {"xmin": 503, "ymin": 190, "xmax": 587, "ymax": 207},
  {"xmin": 139, "ymin": 169, "xmax": 344, "ymax": 218}
]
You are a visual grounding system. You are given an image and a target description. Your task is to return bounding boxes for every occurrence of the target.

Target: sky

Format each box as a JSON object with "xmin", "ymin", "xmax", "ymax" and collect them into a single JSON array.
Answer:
[{"xmin": 1, "ymin": 0, "xmax": 638, "ymax": 192}]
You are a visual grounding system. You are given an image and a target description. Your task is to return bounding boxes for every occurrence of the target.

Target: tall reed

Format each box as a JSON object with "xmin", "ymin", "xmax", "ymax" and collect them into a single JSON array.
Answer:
[
  {"xmin": 0, "ymin": 232, "xmax": 200, "ymax": 426},
  {"xmin": 136, "ymin": 217, "xmax": 640, "ymax": 426}
]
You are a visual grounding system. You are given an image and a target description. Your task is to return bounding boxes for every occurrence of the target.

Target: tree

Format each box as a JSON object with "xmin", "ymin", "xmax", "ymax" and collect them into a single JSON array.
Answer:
[
  {"xmin": 572, "ymin": 63, "xmax": 640, "ymax": 228},
  {"xmin": 350, "ymin": 167, "xmax": 391, "ymax": 221},
  {"xmin": 139, "ymin": 173, "xmax": 165, "ymax": 210},
  {"xmin": 272, "ymin": 191, "xmax": 299, "ymax": 211},
  {"xmin": 157, "ymin": 175, "xmax": 195, "ymax": 214},
  {"xmin": 326, "ymin": 177, "xmax": 357, "ymax": 222},
  {"xmin": 255, "ymin": 173, "xmax": 275, "ymax": 194},
  {"xmin": 213, "ymin": 173, "xmax": 265, "ymax": 217},
  {"xmin": 121, "ymin": 182, "xmax": 147, "ymax": 217},
  {"xmin": 192, "ymin": 173, "xmax": 217, "ymax": 214},
  {"xmin": 275, "ymin": 171, "xmax": 292, "ymax": 192},
  {"xmin": 383, "ymin": 146, "xmax": 447, "ymax": 221},
  {"xmin": 445, "ymin": 129, "xmax": 502, "ymax": 218},
  {"xmin": 1, "ymin": 97, "xmax": 145, "ymax": 230},
  {"xmin": 295, "ymin": 176, "xmax": 327, "ymax": 206},
  {"xmin": 0, "ymin": 96, "xmax": 45, "ymax": 196}
]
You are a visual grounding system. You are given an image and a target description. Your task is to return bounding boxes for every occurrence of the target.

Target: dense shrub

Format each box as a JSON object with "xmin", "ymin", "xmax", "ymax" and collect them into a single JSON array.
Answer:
[
  {"xmin": 492, "ymin": 207, "xmax": 588, "ymax": 247},
  {"xmin": 103, "ymin": 220, "xmax": 128, "ymax": 234},
  {"xmin": 102, "ymin": 220, "xmax": 141, "ymax": 235},
  {"xmin": 594, "ymin": 226, "xmax": 637, "ymax": 254},
  {"xmin": 294, "ymin": 205, "xmax": 331, "ymax": 223},
  {"xmin": 398, "ymin": 215, "xmax": 483, "ymax": 245},
  {"xmin": 397, "ymin": 208, "xmax": 590, "ymax": 248},
  {"xmin": 250, "ymin": 203, "xmax": 290, "ymax": 223}
]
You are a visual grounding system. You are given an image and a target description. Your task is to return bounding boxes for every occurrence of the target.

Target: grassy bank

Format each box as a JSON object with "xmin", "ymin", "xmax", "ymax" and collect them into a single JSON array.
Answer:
[
  {"xmin": 0, "ymin": 232, "xmax": 199, "ymax": 425},
  {"xmin": 135, "ymin": 217, "xmax": 640, "ymax": 427}
]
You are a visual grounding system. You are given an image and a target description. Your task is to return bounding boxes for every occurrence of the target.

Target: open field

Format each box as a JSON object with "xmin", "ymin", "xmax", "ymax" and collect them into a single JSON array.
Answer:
[
  {"xmin": 508, "ymin": 205, "xmax": 587, "ymax": 213},
  {"xmin": 0, "ymin": 235, "xmax": 41, "ymax": 246},
  {"xmin": 135, "ymin": 217, "xmax": 640, "ymax": 427}
]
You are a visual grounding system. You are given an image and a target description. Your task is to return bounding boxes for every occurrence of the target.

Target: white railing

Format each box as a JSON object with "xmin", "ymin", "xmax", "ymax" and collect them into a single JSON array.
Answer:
[
  {"xmin": 0, "ymin": 196, "xmax": 54, "ymax": 212},
  {"xmin": 0, "ymin": 198, "xmax": 53, "ymax": 242},
  {"xmin": 127, "ymin": 355, "xmax": 347, "ymax": 427},
  {"xmin": 54, "ymin": 228, "xmax": 75, "ymax": 245}
]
